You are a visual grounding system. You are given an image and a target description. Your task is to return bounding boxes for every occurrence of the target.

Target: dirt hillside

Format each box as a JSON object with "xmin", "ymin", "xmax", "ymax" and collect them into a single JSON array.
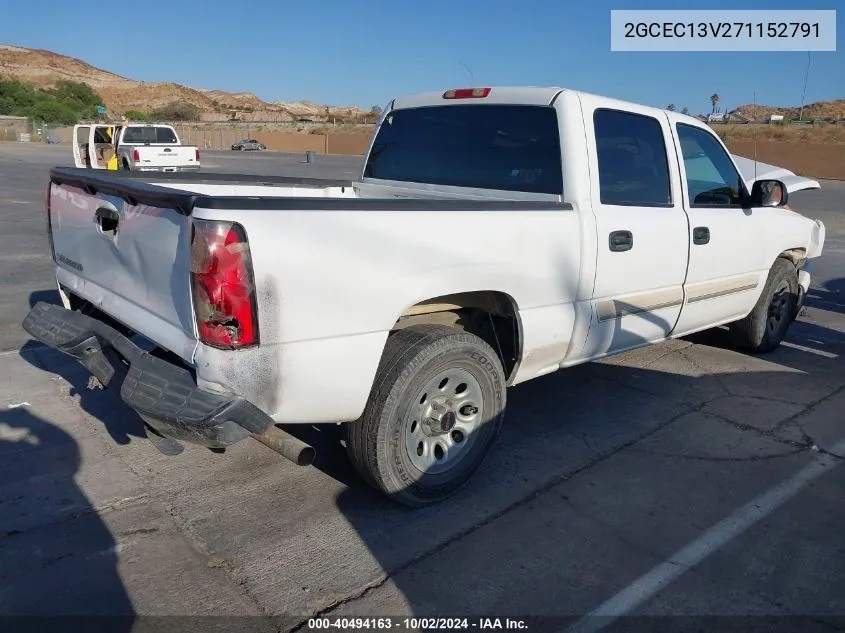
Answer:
[
  {"xmin": 0, "ymin": 44, "xmax": 370, "ymax": 122},
  {"xmin": 730, "ymin": 100, "xmax": 845, "ymax": 121}
]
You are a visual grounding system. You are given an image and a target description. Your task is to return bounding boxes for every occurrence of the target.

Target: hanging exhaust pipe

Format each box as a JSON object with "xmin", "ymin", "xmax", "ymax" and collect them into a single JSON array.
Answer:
[{"xmin": 250, "ymin": 424, "xmax": 315, "ymax": 466}]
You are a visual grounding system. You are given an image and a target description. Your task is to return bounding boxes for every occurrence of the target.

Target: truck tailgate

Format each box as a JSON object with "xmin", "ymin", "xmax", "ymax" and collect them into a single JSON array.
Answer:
[
  {"xmin": 50, "ymin": 181, "xmax": 197, "ymax": 361},
  {"xmin": 136, "ymin": 146, "xmax": 199, "ymax": 169}
]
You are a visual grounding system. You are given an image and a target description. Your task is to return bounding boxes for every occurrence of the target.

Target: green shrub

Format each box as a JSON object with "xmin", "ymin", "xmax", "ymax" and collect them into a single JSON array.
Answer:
[
  {"xmin": 150, "ymin": 101, "xmax": 201, "ymax": 121},
  {"xmin": 123, "ymin": 110, "xmax": 149, "ymax": 121},
  {"xmin": 0, "ymin": 76, "xmax": 106, "ymax": 124}
]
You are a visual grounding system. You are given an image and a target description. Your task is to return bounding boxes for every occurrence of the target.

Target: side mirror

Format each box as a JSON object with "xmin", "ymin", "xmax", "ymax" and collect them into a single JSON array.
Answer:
[{"xmin": 750, "ymin": 179, "xmax": 789, "ymax": 208}]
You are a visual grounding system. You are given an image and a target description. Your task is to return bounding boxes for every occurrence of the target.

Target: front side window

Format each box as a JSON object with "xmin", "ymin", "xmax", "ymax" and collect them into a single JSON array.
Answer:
[
  {"xmin": 676, "ymin": 123, "xmax": 744, "ymax": 207},
  {"xmin": 594, "ymin": 109, "xmax": 672, "ymax": 206}
]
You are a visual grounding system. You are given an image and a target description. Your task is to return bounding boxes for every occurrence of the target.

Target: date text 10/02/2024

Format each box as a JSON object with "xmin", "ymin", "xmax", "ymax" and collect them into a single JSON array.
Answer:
[{"xmin": 307, "ymin": 618, "xmax": 529, "ymax": 630}]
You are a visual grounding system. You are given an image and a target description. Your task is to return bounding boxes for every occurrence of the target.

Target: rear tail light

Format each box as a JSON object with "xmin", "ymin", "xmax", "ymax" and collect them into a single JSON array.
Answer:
[
  {"xmin": 443, "ymin": 87, "xmax": 491, "ymax": 99},
  {"xmin": 133, "ymin": 148, "xmax": 140, "ymax": 162},
  {"xmin": 190, "ymin": 219, "xmax": 259, "ymax": 349},
  {"xmin": 195, "ymin": 148, "xmax": 200, "ymax": 162}
]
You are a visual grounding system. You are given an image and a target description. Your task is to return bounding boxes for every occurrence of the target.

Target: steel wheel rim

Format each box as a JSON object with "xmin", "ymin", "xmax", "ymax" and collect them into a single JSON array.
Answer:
[
  {"xmin": 404, "ymin": 366, "xmax": 484, "ymax": 476},
  {"xmin": 767, "ymin": 280, "xmax": 792, "ymax": 335}
]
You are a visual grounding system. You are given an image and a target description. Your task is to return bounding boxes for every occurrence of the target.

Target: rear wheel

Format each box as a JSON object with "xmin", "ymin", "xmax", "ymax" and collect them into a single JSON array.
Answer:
[
  {"xmin": 729, "ymin": 258, "xmax": 799, "ymax": 353},
  {"xmin": 346, "ymin": 325, "xmax": 506, "ymax": 507}
]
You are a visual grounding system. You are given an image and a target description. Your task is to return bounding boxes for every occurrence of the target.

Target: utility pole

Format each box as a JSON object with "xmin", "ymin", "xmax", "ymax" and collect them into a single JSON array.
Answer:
[{"xmin": 799, "ymin": 52, "xmax": 811, "ymax": 121}]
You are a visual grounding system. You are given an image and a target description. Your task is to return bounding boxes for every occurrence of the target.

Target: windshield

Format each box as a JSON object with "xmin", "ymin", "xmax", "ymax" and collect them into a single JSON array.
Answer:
[
  {"xmin": 363, "ymin": 104, "xmax": 563, "ymax": 195},
  {"xmin": 121, "ymin": 126, "xmax": 178, "ymax": 144}
]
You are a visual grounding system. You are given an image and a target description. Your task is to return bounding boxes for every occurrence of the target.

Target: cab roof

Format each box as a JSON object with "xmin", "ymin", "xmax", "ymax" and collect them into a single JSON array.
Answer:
[
  {"xmin": 391, "ymin": 86, "xmax": 565, "ymax": 109},
  {"xmin": 389, "ymin": 86, "xmax": 702, "ymax": 124}
]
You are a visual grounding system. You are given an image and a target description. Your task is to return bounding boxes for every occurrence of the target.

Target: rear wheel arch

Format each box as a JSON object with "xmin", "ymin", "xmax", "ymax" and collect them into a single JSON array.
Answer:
[{"xmin": 390, "ymin": 290, "xmax": 523, "ymax": 382}]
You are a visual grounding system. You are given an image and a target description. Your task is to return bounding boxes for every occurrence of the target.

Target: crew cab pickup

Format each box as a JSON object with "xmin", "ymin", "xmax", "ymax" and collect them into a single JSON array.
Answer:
[
  {"xmin": 27, "ymin": 86, "xmax": 825, "ymax": 507},
  {"xmin": 73, "ymin": 123, "xmax": 201, "ymax": 172}
]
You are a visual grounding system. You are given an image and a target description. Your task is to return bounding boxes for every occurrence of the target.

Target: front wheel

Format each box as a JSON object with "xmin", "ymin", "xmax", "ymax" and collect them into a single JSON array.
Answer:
[
  {"xmin": 729, "ymin": 258, "xmax": 799, "ymax": 353},
  {"xmin": 346, "ymin": 325, "xmax": 507, "ymax": 507}
]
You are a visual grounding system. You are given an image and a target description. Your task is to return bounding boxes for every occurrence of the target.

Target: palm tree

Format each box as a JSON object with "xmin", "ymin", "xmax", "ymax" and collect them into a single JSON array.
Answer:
[
  {"xmin": 681, "ymin": 106, "xmax": 689, "ymax": 115},
  {"xmin": 666, "ymin": 104, "xmax": 676, "ymax": 111},
  {"xmin": 710, "ymin": 93, "xmax": 720, "ymax": 114}
]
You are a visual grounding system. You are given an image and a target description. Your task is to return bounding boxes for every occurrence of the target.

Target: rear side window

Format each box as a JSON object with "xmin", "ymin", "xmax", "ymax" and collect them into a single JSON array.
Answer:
[
  {"xmin": 594, "ymin": 109, "xmax": 672, "ymax": 206},
  {"xmin": 122, "ymin": 127, "xmax": 178, "ymax": 144},
  {"xmin": 363, "ymin": 104, "xmax": 563, "ymax": 195}
]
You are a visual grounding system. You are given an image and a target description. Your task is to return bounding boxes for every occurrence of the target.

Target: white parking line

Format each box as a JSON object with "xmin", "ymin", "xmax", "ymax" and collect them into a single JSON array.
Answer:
[
  {"xmin": 565, "ymin": 438, "xmax": 845, "ymax": 633},
  {"xmin": 780, "ymin": 341, "xmax": 839, "ymax": 358}
]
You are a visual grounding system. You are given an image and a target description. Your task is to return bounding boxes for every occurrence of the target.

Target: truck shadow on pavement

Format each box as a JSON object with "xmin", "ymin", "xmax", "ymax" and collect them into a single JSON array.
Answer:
[
  {"xmin": 23, "ymin": 290, "xmax": 149, "ymax": 446},
  {"xmin": 15, "ymin": 284, "xmax": 845, "ymax": 626},
  {"xmin": 322, "ymin": 319, "xmax": 845, "ymax": 626},
  {"xmin": 19, "ymin": 338, "xmax": 149, "ymax": 447},
  {"xmin": 319, "ymin": 286, "xmax": 845, "ymax": 624},
  {"xmin": 28, "ymin": 288, "xmax": 61, "ymax": 308},
  {"xmin": 0, "ymin": 407, "xmax": 135, "ymax": 625},
  {"xmin": 804, "ymin": 276, "xmax": 845, "ymax": 316}
]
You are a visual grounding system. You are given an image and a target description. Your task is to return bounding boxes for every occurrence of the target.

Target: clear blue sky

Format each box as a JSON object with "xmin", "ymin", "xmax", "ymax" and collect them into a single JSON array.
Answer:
[{"xmin": 1, "ymin": 0, "xmax": 841, "ymax": 113}]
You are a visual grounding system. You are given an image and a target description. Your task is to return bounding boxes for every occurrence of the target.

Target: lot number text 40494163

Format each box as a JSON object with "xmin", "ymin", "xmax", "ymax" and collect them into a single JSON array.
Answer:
[{"xmin": 306, "ymin": 618, "xmax": 529, "ymax": 630}]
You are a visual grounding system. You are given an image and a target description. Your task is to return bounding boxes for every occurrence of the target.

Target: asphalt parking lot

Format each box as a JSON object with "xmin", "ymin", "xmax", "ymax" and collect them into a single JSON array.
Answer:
[{"xmin": 1, "ymin": 143, "xmax": 844, "ymax": 632}]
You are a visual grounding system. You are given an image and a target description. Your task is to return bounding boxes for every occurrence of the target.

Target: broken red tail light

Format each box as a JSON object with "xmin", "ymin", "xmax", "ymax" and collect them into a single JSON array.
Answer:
[
  {"xmin": 190, "ymin": 219, "xmax": 259, "ymax": 349},
  {"xmin": 443, "ymin": 87, "xmax": 491, "ymax": 99},
  {"xmin": 132, "ymin": 148, "xmax": 140, "ymax": 162}
]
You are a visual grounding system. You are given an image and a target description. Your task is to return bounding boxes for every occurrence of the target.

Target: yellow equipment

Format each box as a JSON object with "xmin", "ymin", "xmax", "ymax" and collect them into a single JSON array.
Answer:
[{"xmin": 105, "ymin": 127, "xmax": 119, "ymax": 170}]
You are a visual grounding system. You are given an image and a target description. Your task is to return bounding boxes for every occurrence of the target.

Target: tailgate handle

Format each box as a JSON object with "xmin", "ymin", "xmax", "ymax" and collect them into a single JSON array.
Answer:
[{"xmin": 95, "ymin": 206, "xmax": 120, "ymax": 237}]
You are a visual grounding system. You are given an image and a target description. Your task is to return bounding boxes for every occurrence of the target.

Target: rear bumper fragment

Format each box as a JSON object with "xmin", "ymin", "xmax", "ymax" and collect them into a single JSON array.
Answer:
[{"xmin": 22, "ymin": 301, "xmax": 273, "ymax": 449}]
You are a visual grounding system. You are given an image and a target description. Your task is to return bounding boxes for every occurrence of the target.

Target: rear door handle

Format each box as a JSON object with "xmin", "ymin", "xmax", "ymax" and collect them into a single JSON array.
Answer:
[
  {"xmin": 609, "ymin": 230, "xmax": 633, "ymax": 252},
  {"xmin": 693, "ymin": 226, "xmax": 710, "ymax": 245}
]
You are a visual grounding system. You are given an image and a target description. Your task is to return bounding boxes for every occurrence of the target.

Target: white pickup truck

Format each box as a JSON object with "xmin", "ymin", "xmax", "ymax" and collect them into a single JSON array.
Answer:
[
  {"xmin": 27, "ymin": 86, "xmax": 825, "ymax": 507},
  {"xmin": 73, "ymin": 123, "xmax": 201, "ymax": 172}
]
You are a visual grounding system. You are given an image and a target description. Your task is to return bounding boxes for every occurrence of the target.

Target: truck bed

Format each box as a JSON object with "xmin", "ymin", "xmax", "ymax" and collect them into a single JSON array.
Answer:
[{"xmin": 48, "ymin": 165, "xmax": 571, "ymax": 209}]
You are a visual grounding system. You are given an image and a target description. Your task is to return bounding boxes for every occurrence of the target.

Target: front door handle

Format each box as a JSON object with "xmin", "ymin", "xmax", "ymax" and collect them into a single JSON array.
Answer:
[
  {"xmin": 609, "ymin": 230, "xmax": 633, "ymax": 252},
  {"xmin": 693, "ymin": 226, "xmax": 710, "ymax": 245}
]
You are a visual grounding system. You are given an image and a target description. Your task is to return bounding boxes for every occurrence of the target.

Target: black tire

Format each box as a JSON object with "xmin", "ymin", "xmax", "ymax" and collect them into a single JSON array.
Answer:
[
  {"xmin": 346, "ymin": 325, "xmax": 507, "ymax": 507},
  {"xmin": 729, "ymin": 258, "xmax": 799, "ymax": 353}
]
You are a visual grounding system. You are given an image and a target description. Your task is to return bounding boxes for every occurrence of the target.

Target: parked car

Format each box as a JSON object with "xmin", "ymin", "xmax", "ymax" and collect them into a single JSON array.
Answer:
[
  {"xmin": 231, "ymin": 139, "xmax": 266, "ymax": 151},
  {"xmin": 27, "ymin": 86, "xmax": 825, "ymax": 507}
]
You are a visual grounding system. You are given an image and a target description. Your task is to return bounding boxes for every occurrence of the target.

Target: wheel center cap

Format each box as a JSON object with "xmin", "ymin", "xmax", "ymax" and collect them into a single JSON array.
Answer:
[
  {"xmin": 426, "ymin": 401, "xmax": 457, "ymax": 435},
  {"xmin": 439, "ymin": 410, "xmax": 457, "ymax": 433}
]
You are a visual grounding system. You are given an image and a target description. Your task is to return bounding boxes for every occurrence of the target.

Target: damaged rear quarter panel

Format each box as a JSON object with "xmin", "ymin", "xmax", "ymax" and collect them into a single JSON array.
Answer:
[{"xmin": 191, "ymin": 275, "xmax": 283, "ymax": 417}]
